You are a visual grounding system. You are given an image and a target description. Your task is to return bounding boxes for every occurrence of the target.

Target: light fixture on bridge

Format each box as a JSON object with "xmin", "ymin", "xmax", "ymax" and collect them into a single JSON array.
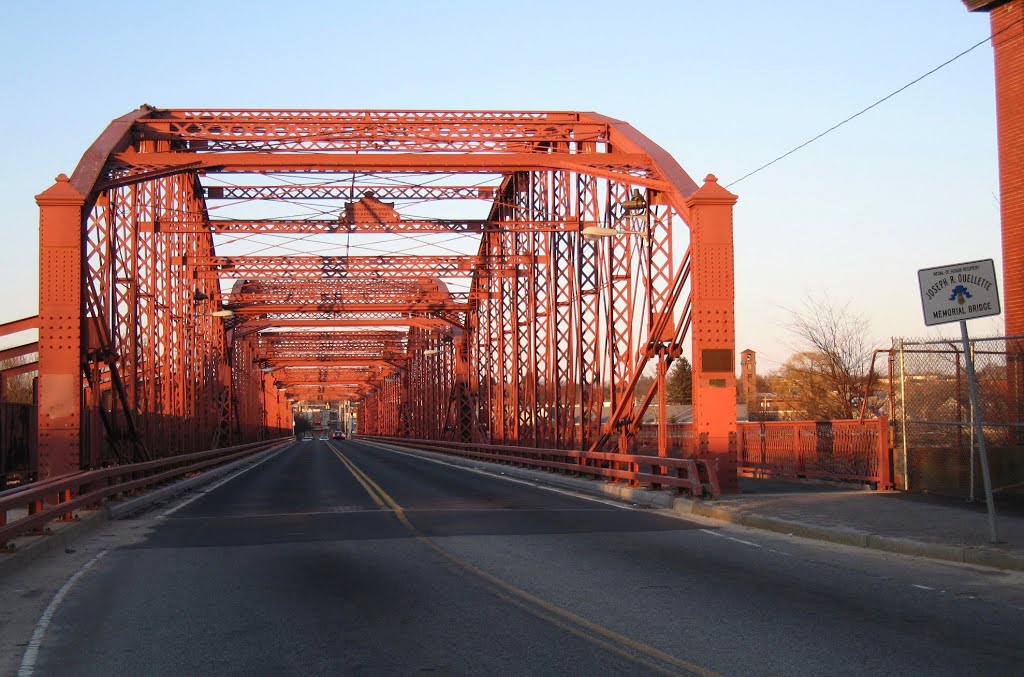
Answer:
[
  {"xmin": 261, "ymin": 366, "xmax": 275, "ymax": 373},
  {"xmin": 620, "ymin": 189, "xmax": 647, "ymax": 214},
  {"xmin": 581, "ymin": 225, "xmax": 648, "ymax": 241},
  {"xmin": 192, "ymin": 288, "xmax": 209, "ymax": 302},
  {"xmin": 211, "ymin": 309, "xmax": 235, "ymax": 317},
  {"xmin": 422, "ymin": 348, "xmax": 440, "ymax": 356}
]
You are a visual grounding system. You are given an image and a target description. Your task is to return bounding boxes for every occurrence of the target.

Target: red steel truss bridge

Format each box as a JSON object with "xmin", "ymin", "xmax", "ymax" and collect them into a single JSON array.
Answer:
[{"xmin": 18, "ymin": 107, "xmax": 744, "ymax": 492}]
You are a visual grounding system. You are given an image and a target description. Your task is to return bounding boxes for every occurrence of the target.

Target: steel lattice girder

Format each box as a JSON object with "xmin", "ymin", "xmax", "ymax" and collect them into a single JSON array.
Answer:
[
  {"xmin": 229, "ymin": 285, "xmax": 474, "ymax": 304},
  {"xmin": 37, "ymin": 106, "xmax": 738, "ymax": 490},
  {"xmin": 205, "ymin": 185, "xmax": 496, "ymax": 201},
  {"xmin": 135, "ymin": 110, "xmax": 609, "ymax": 151},
  {"xmin": 202, "ymin": 219, "xmax": 579, "ymax": 234},
  {"xmin": 183, "ymin": 255, "xmax": 532, "ymax": 278},
  {"xmin": 232, "ymin": 302, "xmax": 470, "ymax": 315},
  {"xmin": 110, "ymin": 150, "xmax": 665, "ymax": 190}
]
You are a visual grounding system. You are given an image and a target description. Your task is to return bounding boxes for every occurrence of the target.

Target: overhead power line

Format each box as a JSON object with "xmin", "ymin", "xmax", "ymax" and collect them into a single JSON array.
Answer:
[{"xmin": 726, "ymin": 18, "xmax": 1023, "ymax": 188}]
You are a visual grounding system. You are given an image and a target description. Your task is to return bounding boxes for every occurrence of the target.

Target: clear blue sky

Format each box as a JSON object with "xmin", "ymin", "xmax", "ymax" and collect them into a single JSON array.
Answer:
[{"xmin": 0, "ymin": 1, "xmax": 1001, "ymax": 371}]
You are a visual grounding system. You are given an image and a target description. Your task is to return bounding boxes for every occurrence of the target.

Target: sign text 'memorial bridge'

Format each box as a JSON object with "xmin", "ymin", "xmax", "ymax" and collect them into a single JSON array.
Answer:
[{"xmin": 26, "ymin": 107, "xmax": 739, "ymax": 492}]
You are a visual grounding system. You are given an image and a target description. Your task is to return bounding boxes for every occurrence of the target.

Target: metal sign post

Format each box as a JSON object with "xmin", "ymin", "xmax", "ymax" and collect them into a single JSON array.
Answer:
[
  {"xmin": 959, "ymin": 320, "xmax": 999, "ymax": 543},
  {"xmin": 918, "ymin": 259, "xmax": 1001, "ymax": 543}
]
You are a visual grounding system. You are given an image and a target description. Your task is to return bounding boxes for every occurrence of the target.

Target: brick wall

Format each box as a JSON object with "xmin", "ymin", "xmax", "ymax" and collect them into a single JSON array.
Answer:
[{"xmin": 990, "ymin": 2, "xmax": 1024, "ymax": 334}]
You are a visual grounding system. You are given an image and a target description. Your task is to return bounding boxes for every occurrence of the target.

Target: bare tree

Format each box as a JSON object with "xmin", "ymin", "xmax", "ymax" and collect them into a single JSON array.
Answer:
[
  {"xmin": 783, "ymin": 294, "xmax": 874, "ymax": 419},
  {"xmin": 633, "ymin": 374, "xmax": 655, "ymax": 404},
  {"xmin": 0, "ymin": 355, "xmax": 36, "ymax": 404}
]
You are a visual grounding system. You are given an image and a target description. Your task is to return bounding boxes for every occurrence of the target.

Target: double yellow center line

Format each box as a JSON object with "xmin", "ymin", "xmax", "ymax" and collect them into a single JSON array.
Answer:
[
  {"xmin": 331, "ymin": 445, "xmax": 403, "ymax": 514},
  {"xmin": 328, "ymin": 442, "xmax": 721, "ymax": 677}
]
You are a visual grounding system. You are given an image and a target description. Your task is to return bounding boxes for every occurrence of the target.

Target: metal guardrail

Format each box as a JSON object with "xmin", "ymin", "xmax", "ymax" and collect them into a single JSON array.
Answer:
[
  {"xmin": 0, "ymin": 437, "xmax": 293, "ymax": 549},
  {"xmin": 359, "ymin": 436, "xmax": 720, "ymax": 498}
]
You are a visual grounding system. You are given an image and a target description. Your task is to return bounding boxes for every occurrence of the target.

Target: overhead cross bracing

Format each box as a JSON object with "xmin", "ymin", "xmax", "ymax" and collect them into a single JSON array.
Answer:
[
  {"xmin": 37, "ymin": 106, "xmax": 739, "ymax": 490},
  {"xmin": 186, "ymin": 255, "xmax": 531, "ymax": 279},
  {"xmin": 227, "ymin": 280, "xmax": 474, "ymax": 304},
  {"xmin": 205, "ymin": 184, "xmax": 497, "ymax": 201}
]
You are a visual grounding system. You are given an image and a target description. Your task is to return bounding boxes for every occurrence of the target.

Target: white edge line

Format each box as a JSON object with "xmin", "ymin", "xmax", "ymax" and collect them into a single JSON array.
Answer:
[
  {"xmin": 159, "ymin": 445, "xmax": 286, "ymax": 518},
  {"xmin": 704, "ymin": 524, "xmax": 761, "ymax": 544},
  {"xmin": 911, "ymin": 584, "xmax": 935, "ymax": 590},
  {"xmin": 19, "ymin": 550, "xmax": 109, "ymax": 677}
]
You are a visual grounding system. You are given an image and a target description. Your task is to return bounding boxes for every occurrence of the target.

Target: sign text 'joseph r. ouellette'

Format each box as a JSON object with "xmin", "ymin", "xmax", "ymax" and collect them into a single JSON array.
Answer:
[{"xmin": 917, "ymin": 259, "xmax": 1001, "ymax": 327}]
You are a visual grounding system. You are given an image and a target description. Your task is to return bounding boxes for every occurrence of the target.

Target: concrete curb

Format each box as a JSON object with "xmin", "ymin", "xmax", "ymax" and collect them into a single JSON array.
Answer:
[
  {"xmin": 359, "ymin": 439, "xmax": 1024, "ymax": 573},
  {"xmin": 0, "ymin": 442, "xmax": 292, "ymax": 578},
  {"xmin": 0, "ymin": 509, "xmax": 110, "ymax": 579},
  {"xmin": 674, "ymin": 502, "xmax": 1024, "ymax": 571}
]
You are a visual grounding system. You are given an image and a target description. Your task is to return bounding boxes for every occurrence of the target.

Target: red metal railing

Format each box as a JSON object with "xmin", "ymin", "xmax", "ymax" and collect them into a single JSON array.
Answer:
[
  {"xmin": 633, "ymin": 419, "xmax": 892, "ymax": 488},
  {"xmin": 0, "ymin": 437, "xmax": 292, "ymax": 549},
  {"xmin": 633, "ymin": 424, "xmax": 694, "ymax": 455},
  {"xmin": 358, "ymin": 436, "xmax": 720, "ymax": 498},
  {"xmin": 736, "ymin": 418, "xmax": 893, "ymax": 489},
  {"xmin": 366, "ymin": 417, "xmax": 893, "ymax": 494}
]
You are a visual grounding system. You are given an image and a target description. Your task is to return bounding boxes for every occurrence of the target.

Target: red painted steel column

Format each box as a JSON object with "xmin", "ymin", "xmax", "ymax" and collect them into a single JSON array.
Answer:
[
  {"xmin": 35, "ymin": 174, "xmax": 86, "ymax": 479},
  {"xmin": 686, "ymin": 175, "xmax": 739, "ymax": 491}
]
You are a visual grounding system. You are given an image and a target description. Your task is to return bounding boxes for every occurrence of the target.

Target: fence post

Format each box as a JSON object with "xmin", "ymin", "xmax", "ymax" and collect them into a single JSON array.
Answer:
[
  {"xmin": 793, "ymin": 424, "xmax": 802, "ymax": 475},
  {"xmin": 897, "ymin": 338, "xmax": 909, "ymax": 490},
  {"xmin": 876, "ymin": 415, "xmax": 893, "ymax": 490}
]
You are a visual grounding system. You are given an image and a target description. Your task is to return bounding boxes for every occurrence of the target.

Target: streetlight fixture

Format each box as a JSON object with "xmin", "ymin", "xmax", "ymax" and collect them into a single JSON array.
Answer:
[
  {"xmin": 581, "ymin": 224, "xmax": 648, "ymax": 241},
  {"xmin": 620, "ymin": 188, "xmax": 647, "ymax": 214},
  {"xmin": 211, "ymin": 309, "xmax": 234, "ymax": 317}
]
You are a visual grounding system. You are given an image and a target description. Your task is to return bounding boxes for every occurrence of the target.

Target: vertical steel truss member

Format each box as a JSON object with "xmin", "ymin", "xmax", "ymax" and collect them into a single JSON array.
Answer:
[{"xmin": 36, "ymin": 108, "xmax": 736, "ymax": 488}]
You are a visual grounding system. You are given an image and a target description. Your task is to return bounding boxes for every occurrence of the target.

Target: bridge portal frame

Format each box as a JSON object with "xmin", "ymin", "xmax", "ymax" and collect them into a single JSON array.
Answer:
[{"xmin": 35, "ymin": 108, "xmax": 738, "ymax": 489}]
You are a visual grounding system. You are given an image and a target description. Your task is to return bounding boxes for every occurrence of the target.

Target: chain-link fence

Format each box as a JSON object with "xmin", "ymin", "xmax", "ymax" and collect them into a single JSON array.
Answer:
[{"xmin": 889, "ymin": 336, "xmax": 1024, "ymax": 501}]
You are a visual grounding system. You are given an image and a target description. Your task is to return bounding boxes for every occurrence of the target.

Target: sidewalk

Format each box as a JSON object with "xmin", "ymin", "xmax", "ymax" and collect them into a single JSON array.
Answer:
[{"xmin": 685, "ymin": 480, "xmax": 1024, "ymax": 571}]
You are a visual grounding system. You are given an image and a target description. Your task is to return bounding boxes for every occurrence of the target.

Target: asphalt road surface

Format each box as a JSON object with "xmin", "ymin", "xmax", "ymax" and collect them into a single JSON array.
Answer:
[{"xmin": 9, "ymin": 439, "xmax": 1024, "ymax": 676}]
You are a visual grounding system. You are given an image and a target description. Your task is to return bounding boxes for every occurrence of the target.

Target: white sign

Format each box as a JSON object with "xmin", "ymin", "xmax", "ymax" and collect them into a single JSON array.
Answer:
[{"xmin": 918, "ymin": 259, "xmax": 1001, "ymax": 326}]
